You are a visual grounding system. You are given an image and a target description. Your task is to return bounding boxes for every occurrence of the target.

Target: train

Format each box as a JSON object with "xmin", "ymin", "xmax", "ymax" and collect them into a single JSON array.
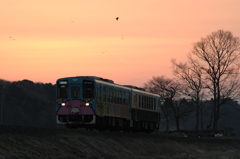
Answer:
[{"xmin": 56, "ymin": 76, "xmax": 161, "ymax": 133}]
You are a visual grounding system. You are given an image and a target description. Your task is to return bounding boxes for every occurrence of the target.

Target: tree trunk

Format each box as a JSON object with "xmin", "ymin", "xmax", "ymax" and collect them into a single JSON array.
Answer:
[
  {"xmin": 165, "ymin": 118, "xmax": 169, "ymax": 134},
  {"xmin": 200, "ymin": 104, "xmax": 203, "ymax": 129},
  {"xmin": 171, "ymin": 101, "xmax": 180, "ymax": 132},
  {"xmin": 195, "ymin": 105, "xmax": 199, "ymax": 130},
  {"xmin": 212, "ymin": 80, "xmax": 218, "ymax": 130},
  {"xmin": 213, "ymin": 79, "xmax": 221, "ymax": 130},
  {"xmin": 162, "ymin": 103, "xmax": 170, "ymax": 134},
  {"xmin": 195, "ymin": 96, "xmax": 199, "ymax": 130},
  {"xmin": 176, "ymin": 117, "xmax": 180, "ymax": 131}
]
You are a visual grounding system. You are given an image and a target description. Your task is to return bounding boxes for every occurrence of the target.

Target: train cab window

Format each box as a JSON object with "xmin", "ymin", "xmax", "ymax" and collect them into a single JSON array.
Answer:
[
  {"xmin": 58, "ymin": 81, "xmax": 68, "ymax": 98},
  {"xmin": 83, "ymin": 80, "xmax": 94, "ymax": 99},
  {"xmin": 71, "ymin": 86, "xmax": 80, "ymax": 98}
]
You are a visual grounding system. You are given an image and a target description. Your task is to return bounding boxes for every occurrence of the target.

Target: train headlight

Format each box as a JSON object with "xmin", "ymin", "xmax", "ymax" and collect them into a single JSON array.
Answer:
[
  {"xmin": 61, "ymin": 103, "xmax": 66, "ymax": 106},
  {"xmin": 85, "ymin": 103, "xmax": 90, "ymax": 106}
]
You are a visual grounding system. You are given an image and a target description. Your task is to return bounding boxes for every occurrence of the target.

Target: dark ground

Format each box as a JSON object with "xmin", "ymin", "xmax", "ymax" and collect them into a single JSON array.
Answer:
[{"xmin": 0, "ymin": 125, "xmax": 239, "ymax": 159}]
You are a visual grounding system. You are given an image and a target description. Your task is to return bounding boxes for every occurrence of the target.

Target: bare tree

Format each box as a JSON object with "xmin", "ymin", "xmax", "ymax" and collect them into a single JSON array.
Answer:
[
  {"xmin": 144, "ymin": 76, "xmax": 191, "ymax": 132},
  {"xmin": 191, "ymin": 30, "xmax": 240, "ymax": 130},
  {"xmin": 171, "ymin": 57, "xmax": 205, "ymax": 130}
]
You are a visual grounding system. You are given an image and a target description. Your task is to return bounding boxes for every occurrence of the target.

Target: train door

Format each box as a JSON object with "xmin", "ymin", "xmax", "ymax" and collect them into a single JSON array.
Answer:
[{"xmin": 71, "ymin": 86, "xmax": 80, "ymax": 99}]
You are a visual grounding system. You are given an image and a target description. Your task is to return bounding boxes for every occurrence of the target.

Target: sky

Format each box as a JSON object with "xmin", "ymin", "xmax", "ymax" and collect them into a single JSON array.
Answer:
[{"xmin": 1, "ymin": 0, "xmax": 240, "ymax": 87}]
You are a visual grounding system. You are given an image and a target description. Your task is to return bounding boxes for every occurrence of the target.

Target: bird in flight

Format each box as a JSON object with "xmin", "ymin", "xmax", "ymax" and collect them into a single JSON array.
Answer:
[{"xmin": 116, "ymin": 17, "xmax": 119, "ymax": 21}]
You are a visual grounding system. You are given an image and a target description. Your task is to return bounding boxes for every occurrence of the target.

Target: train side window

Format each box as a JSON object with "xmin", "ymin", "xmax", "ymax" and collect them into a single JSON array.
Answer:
[
  {"xmin": 109, "ymin": 88, "xmax": 112, "ymax": 103},
  {"xmin": 143, "ymin": 96, "xmax": 145, "ymax": 109},
  {"xmin": 111, "ymin": 88, "xmax": 114, "ymax": 103},
  {"xmin": 116, "ymin": 90, "xmax": 119, "ymax": 104},
  {"xmin": 149, "ymin": 97, "xmax": 151, "ymax": 110},
  {"xmin": 154, "ymin": 98, "xmax": 156, "ymax": 110},
  {"xmin": 106, "ymin": 87, "xmax": 109, "ymax": 103},
  {"xmin": 119, "ymin": 90, "xmax": 122, "ymax": 104},
  {"xmin": 151, "ymin": 98, "xmax": 153, "ymax": 110},
  {"xmin": 149, "ymin": 97, "xmax": 151, "ymax": 109},
  {"xmin": 103, "ymin": 86, "xmax": 106, "ymax": 102},
  {"xmin": 127, "ymin": 91, "xmax": 131, "ymax": 105},
  {"xmin": 149, "ymin": 97, "xmax": 152, "ymax": 110},
  {"xmin": 145, "ymin": 96, "xmax": 147, "ymax": 109},
  {"xmin": 142, "ymin": 96, "xmax": 144, "ymax": 109},
  {"xmin": 134, "ymin": 94, "xmax": 137, "ymax": 108},
  {"xmin": 139, "ymin": 95, "xmax": 141, "ymax": 108},
  {"xmin": 113, "ymin": 89, "xmax": 116, "ymax": 104},
  {"xmin": 146, "ymin": 96, "xmax": 148, "ymax": 109},
  {"xmin": 97, "ymin": 86, "xmax": 101, "ymax": 100},
  {"xmin": 100, "ymin": 86, "xmax": 102, "ymax": 95},
  {"xmin": 152, "ymin": 98, "xmax": 154, "ymax": 110},
  {"xmin": 71, "ymin": 86, "xmax": 80, "ymax": 98},
  {"xmin": 144, "ymin": 96, "xmax": 146, "ymax": 109},
  {"xmin": 115, "ymin": 89, "xmax": 118, "ymax": 104},
  {"xmin": 147, "ymin": 97, "xmax": 149, "ymax": 109},
  {"xmin": 123, "ymin": 91, "xmax": 126, "ymax": 105}
]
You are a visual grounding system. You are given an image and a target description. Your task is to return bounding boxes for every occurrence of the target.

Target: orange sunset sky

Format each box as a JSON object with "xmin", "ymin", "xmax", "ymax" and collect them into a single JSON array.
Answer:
[{"xmin": 1, "ymin": 0, "xmax": 240, "ymax": 87}]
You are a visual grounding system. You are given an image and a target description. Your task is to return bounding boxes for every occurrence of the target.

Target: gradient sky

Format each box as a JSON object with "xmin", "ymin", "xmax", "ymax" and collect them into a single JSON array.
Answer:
[{"xmin": 1, "ymin": 0, "xmax": 240, "ymax": 87}]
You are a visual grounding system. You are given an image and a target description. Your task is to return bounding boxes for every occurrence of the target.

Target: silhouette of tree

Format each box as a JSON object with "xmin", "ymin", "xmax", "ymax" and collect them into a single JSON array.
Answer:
[
  {"xmin": 191, "ymin": 30, "xmax": 240, "ymax": 130},
  {"xmin": 144, "ymin": 76, "xmax": 192, "ymax": 132},
  {"xmin": 171, "ymin": 58, "xmax": 205, "ymax": 130}
]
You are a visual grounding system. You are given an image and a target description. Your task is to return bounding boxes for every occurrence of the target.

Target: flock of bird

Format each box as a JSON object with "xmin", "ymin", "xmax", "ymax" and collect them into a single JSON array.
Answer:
[
  {"xmin": 8, "ymin": 17, "xmax": 122, "ymax": 54},
  {"xmin": 101, "ymin": 17, "xmax": 122, "ymax": 54}
]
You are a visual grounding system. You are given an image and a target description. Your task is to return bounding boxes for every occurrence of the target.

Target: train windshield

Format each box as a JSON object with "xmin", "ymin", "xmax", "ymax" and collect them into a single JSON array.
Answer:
[
  {"xmin": 83, "ymin": 80, "xmax": 94, "ymax": 99},
  {"xmin": 58, "ymin": 81, "xmax": 68, "ymax": 98}
]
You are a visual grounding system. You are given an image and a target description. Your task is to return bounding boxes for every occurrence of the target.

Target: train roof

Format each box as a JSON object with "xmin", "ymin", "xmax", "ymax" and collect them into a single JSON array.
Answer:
[
  {"xmin": 57, "ymin": 76, "xmax": 159, "ymax": 97},
  {"xmin": 95, "ymin": 79, "xmax": 159, "ymax": 97},
  {"xmin": 57, "ymin": 76, "xmax": 114, "ymax": 83},
  {"xmin": 123, "ymin": 85, "xmax": 146, "ymax": 91}
]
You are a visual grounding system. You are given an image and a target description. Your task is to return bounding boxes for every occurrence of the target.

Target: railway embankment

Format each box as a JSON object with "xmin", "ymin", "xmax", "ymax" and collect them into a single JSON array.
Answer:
[{"xmin": 0, "ymin": 125, "xmax": 239, "ymax": 159}]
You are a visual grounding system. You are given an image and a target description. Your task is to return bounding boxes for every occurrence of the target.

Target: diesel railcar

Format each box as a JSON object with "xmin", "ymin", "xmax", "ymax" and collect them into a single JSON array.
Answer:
[{"xmin": 56, "ymin": 76, "xmax": 161, "ymax": 132}]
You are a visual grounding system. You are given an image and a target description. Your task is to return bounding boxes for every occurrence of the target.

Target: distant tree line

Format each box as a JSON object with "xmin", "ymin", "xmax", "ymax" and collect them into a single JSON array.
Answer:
[{"xmin": 0, "ymin": 79, "xmax": 57, "ymax": 127}]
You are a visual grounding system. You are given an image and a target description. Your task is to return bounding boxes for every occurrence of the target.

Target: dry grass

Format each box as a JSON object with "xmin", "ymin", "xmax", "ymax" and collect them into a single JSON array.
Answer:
[{"xmin": 0, "ymin": 125, "xmax": 239, "ymax": 159}]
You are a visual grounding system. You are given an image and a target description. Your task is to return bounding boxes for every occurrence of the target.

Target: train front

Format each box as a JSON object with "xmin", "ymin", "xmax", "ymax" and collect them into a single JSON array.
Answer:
[{"xmin": 56, "ymin": 77, "xmax": 96, "ymax": 127}]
